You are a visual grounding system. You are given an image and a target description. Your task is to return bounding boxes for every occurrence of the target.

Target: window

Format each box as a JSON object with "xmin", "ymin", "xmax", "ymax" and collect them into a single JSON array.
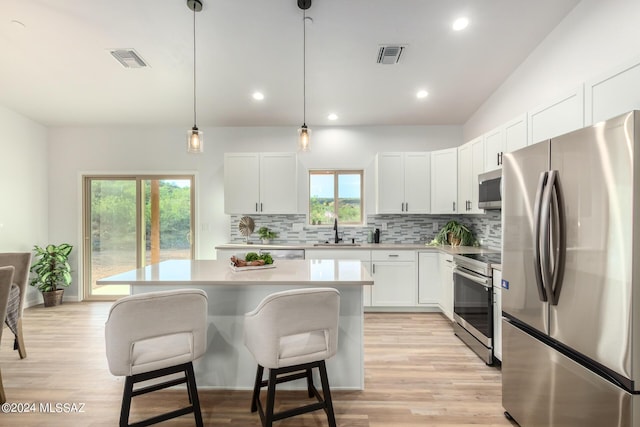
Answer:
[{"xmin": 309, "ymin": 170, "xmax": 363, "ymax": 225}]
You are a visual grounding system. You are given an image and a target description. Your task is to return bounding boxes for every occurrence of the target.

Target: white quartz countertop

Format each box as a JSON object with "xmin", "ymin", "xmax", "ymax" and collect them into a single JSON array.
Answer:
[
  {"xmin": 216, "ymin": 242, "xmax": 499, "ymax": 255},
  {"xmin": 97, "ymin": 259, "xmax": 373, "ymax": 286}
]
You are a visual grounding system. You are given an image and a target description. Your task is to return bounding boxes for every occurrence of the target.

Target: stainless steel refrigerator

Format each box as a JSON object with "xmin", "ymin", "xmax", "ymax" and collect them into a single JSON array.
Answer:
[{"xmin": 501, "ymin": 110, "xmax": 640, "ymax": 426}]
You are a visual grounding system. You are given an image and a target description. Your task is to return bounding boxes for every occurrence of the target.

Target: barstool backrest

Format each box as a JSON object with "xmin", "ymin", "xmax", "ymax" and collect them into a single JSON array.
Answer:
[{"xmin": 244, "ymin": 287, "xmax": 340, "ymax": 369}]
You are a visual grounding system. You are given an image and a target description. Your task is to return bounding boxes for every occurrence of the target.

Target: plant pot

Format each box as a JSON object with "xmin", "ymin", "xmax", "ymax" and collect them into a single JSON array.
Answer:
[
  {"xmin": 447, "ymin": 233, "xmax": 462, "ymax": 247},
  {"xmin": 261, "ymin": 239, "xmax": 271, "ymax": 244},
  {"xmin": 43, "ymin": 289, "xmax": 64, "ymax": 307}
]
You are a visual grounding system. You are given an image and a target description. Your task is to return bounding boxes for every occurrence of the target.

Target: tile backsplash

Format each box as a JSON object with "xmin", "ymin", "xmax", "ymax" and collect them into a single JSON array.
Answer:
[{"xmin": 229, "ymin": 210, "xmax": 502, "ymax": 249}]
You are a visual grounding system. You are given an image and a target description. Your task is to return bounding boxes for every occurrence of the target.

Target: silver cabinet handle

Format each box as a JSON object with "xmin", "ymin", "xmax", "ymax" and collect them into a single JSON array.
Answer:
[
  {"xmin": 405, "ymin": 202, "xmax": 408, "ymax": 211},
  {"xmin": 453, "ymin": 201, "xmax": 456, "ymax": 212},
  {"xmin": 497, "ymin": 152, "xmax": 500, "ymax": 166},
  {"xmin": 260, "ymin": 203, "xmax": 263, "ymax": 212},
  {"xmin": 255, "ymin": 202, "xmax": 258, "ymax": 212},
  {"xmin": 388, "ymin": 254, "xmax": 399, "ymax": 258},
  {"xmin": 372, "ymin": 264, "xmax": 375, "ymax": 274},
  {"xmin": 401, "ymin": 202, "xmax": 405, "ymax": 212}
]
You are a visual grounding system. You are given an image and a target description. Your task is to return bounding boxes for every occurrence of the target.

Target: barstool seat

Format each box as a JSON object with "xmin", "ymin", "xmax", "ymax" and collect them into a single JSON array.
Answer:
[
  {"xmin": 244, "ymin": 287, "xmax": 340, "ymax": 427},
  {"xmin": 105, "ymin": 288, "xmax": 208, "ymax": 427}
]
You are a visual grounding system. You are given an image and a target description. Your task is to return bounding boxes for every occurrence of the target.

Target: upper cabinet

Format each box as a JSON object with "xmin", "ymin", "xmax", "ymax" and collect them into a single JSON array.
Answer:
[
  {"xmin": 483, "ymin": 114, "xmax": 527, "ymax": 172},
  {"xmin": 528, "ymin": 86, "xmax": 584, "ymax": 145},
  {"xmin": 457, "ymin": 137, "xmax": 484, "ymax": 214},
  {"xmin": 430, "ymin": 147, "xmax": 457, "ymax": 214},
  {"xmin": 224, "ymin": 152, "xmax": 297, "ymax": 214},
  {"xmin": 376, "ymin": 152, "xmax": 430, "ymax": 214}
]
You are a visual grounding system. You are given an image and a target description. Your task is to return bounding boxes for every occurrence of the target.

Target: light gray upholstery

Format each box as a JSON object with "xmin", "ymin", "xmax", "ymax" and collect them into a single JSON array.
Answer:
[
  {"xmin": 0, "ymin": 252, "xmax": 31, "ymax": 359},
  {"xmin": 244, "ymin": 287, "xmax": 340, "ymax": 369},
  {"xmin": 105, "ymin": 288, "xmax": 208, "ymax": 376},
  {"xmin": 0, "ymin": 265, "xmax": 15, "ymax": 403}
]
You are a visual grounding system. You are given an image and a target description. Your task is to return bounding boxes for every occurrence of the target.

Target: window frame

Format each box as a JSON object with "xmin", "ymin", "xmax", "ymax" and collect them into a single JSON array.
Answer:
[{"xmin": 308, "ymin": 169, "xmax": 364, "ymax": 226}]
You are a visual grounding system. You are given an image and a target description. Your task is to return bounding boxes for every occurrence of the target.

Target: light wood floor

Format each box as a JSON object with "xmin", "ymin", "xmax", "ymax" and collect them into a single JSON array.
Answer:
[{"xmin": 1, "ymin": 303, "xmax": 515, "ymax": 426}]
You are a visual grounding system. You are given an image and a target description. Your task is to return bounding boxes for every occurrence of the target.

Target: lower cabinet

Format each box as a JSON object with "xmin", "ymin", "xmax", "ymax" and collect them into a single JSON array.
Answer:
[
  {"xmin": 371, "ymin": 250, "xmax": 416, "ymax": 306},
  {"xmin": 304, "ymin": 249, "xmax": 372, "ymax": 307},
  {"xmin": 493, "ymin": 268, "xmax": 503, "ymax": 361},
  {"xmin": 439, "ymin": 253, "xmax": 454, "ymax": 321},
  {"xmin": 418, "ymin": 252, "xmax": 440, "ymax": 305}
]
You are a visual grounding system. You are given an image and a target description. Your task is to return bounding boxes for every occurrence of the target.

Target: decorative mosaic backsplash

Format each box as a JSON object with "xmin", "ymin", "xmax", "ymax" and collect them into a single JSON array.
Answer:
[{"xmin": 229, "ymin": 210, "xmax": 502, "ymax": 249}]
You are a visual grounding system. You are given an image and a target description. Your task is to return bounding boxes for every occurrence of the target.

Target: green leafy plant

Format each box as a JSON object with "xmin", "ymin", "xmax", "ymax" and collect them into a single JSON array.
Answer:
[
  {"xmin": 433, "ymin": 221, "xmax": 477, "ymax": 246},
  {"xmin": 244, "ymin": 252, "xmax": 260, "ymax": 262},
  {"xmin": 258, "ymin": 227, "xmax": 278, "ymax": 240},
  {"xmin": 30, "ymin": 243, "xmax": 73, "ymax": 292}
]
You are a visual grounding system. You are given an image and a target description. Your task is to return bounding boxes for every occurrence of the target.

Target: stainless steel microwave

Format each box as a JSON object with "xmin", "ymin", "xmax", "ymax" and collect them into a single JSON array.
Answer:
[{"xmin": 478, "ymin": 169, "xmax": 501, "ymax": 210}]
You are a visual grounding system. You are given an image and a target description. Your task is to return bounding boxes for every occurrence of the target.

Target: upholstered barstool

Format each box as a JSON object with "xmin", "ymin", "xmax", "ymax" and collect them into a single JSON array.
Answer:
[
  {"xmin": 0, "ymin": 252, "xmax": 32, "ymax": 359},
  {"xmin": 105, "ymin": 289, "xmax": 208, "ymax": 427},
  {"xmin": 0, "ymin": 266, "xmax": 15, "ymax": 404},
  {"xmin": 244, "ymin": 287, "xmax": 340, "ymax": 427}
]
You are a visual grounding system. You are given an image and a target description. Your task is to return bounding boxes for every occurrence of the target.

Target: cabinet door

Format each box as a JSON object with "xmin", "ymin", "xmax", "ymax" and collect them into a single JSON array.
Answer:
[
  {"xmin": 430, "ymin": 148, "xmax": 458, "ymax": 214},
  {"xmin": 224, "ymin": 153, "xmax": 260, "ymax": 214},
  {"xmin": 259, "ymin": 153, "xmax": 297, "ymax": 214},
  {"xmin": 493, "ymin": 269, "xmax": 503, "ymax": 361},
  {"xmin": 404, "ymin": 152, "xmax": 430, "ymax": 213},
  {"xmin": 439, "ymin": 254, "xmax": 454, "ymax": 321},
  {"xmin": 469, "ymin": 137, "xmax": 485, "ymax": 214},
  {"xmin": 484, "ymin": 128, "xmax": 503, "ymax": 172},
  {"xmin": 418, "ymin": 252, "xmax": 440, "ymax": 304},
  {"xmin": 504, "ymin": 114, "xmax": 528, "ymax": 154},
  {"xmin": 457, "ymin": 143, "xmax": 472, "ymax": 214},
  {"xmin": 376, "ymin": 153, "xmax": 405, "ymax": 214},
  {"xmin": 371, "ymin": 261, "xmax": 416, "ymax": 306}
]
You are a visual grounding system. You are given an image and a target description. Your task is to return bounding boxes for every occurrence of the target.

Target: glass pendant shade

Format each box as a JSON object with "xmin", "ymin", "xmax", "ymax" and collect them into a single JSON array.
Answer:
[
  {"xmin": 187, "ymin": 126, "xmax": 203, "ymax": 153},
  {"xmin": 298, "ymin": 124, "xmax": 310, "ymax": 152}
]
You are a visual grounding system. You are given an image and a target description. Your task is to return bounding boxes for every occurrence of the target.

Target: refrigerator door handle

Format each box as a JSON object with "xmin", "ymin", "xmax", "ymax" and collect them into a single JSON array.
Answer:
[
  {"xmin": 533, "ymin": 171, "xmax": 549, "ymax": 302},
  {"xmin": 548, "ymin": 171, "xmax": 567, "ymax": 306}
]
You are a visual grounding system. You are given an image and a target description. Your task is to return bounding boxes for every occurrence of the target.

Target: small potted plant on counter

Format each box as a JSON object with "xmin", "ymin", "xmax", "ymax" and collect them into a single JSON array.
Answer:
[
  {"xmin": 433, "ymin": 220, "xmax": 477, "ymax": 246},
  {"xmin": 258, "ymin": 227, "xmax": 278, "ymax": 244},
  {"xmin": 30, "ymin": 243, "xmax": 73, "ymax": 307}
]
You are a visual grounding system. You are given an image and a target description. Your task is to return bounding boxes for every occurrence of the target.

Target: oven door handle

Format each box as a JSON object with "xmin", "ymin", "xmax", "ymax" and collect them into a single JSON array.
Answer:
[{"xmin": 453, "ymin": 267, "xmax": 491, "ymax": 288}]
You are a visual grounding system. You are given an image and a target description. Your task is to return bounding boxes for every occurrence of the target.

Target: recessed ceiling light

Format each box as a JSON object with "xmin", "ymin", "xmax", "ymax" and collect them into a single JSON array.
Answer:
[
  {"xmin": 252, "ymin": 92, "xmax": 265, "ymax": 101},
  {"xmin": 452, "ymin": 17, "xmax": 469, "ymax": 31},
  {"xmin": 328, "ymin": 113, "xmax": 338, "ymax": 121},
  {"xmin": 416, "ymin": 90, "xmax": 429, "ymax": 99}
]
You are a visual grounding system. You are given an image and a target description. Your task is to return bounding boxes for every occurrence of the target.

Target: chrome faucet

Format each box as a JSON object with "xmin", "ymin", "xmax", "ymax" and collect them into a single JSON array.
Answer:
[{"xmin": 333, "ymin": 218, "xmax": 342, "ymax": 244}]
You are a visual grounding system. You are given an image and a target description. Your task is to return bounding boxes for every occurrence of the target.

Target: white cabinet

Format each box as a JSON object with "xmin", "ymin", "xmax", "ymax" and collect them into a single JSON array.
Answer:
[
  {"xmin": 305, "ymin": 249, "xmax": 372, "ymax": 307},
  {"xmin": 438, "ymin": 253, "xmax": 454, "ymax": 321},
  {"xmin": 484, "ymin": 114, "xmax": 527, "ymax": 172},
  {"xmin": 418, "ymin": 252, "xmax": 440, "ymax": 305},
  {"xmin": 585, "ymin": 57, "xmax": 640, "ymax": 125},
  {"xmin": 457, "ymin": 137, "xmax": 484, "ymax": 214},
  {"xmin": 528, "ymin": 86, "xmax": 584, "ymax": 145},
  {"xmin": 371, "ymin": 250, "xmax": 416, "ymax": 306},
  {"xmin": 224, "ymin": 152, "xmax": 297, "ymax": 214},
  {"xmin": 430, "ymin": 147, "xmax": 458, "ymax": 214},
  {"xmin": 493, "ymin": 268, "xmax": 503, "ymax": 362},
  {"xmin": 376, "ymin": 152, "xmax": 430, "ymax": 214}
]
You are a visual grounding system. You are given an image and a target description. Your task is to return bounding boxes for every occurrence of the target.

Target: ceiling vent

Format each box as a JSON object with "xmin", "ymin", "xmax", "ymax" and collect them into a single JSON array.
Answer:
[
  {"xmin": 110, "ymin": 49, "xmax": 148, "ymax": 69},
  {"xmin": 377, "ymin": 45, "xmax": 404, "ymax": 64}
]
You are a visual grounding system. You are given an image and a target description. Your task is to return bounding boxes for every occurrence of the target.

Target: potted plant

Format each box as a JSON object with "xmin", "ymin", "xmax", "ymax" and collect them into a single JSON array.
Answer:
[
  {"xmin": 434, "ymin": 221, "xmax": 477, "ymax": 246},
  {"xmin": 30, "ymin": 243, "xmax": 73, "ymax": 307},
  {"xmin": 258, "ymin": 227, "xmax": 278, "ymax": 244}
]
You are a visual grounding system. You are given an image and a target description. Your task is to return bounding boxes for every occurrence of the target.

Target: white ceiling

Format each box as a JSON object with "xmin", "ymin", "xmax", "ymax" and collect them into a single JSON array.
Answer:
[{"xmin": 0, "ymin": 0, "xmax": 580, "ymax": 127}]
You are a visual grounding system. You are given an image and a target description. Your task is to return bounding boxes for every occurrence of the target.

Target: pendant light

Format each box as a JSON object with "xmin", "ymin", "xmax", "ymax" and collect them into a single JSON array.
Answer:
[
  {"xmin": 187, "ymin": 0, "xmax": 203, "ymax": 153},
  {"xmin": 297, "ymin": 0, "xmax": 312, "ymax": 152}
]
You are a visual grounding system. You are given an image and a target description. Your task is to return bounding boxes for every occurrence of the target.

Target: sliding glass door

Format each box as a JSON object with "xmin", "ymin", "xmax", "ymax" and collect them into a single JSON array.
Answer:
[{"xmin": 83, "ymin": 176, "xmax": 195, "ymax": 300}]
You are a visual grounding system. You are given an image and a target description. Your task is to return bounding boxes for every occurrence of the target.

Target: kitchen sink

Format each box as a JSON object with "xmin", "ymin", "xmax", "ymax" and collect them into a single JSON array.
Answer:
[{"xmin": 313, "ymin": 243, "xmax": 361, "ymax": 247}]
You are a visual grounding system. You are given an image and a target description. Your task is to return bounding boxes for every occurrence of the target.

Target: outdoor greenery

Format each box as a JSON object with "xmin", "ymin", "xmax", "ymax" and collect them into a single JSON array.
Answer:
[
  {"xmin": 91, "ymin": 180, "xmax": 191, "ymax": 250},
  {"xmin": 30, "ymin": 243, "xmax": 73, "ymax": 292},
  {"xmin": 310, "ymin": 196, "xmax": 361, "ymax": 225}
]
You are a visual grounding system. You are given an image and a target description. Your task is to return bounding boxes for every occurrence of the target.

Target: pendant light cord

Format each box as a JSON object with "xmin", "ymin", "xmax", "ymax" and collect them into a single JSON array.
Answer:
[
  {"xmin": 193, "ymin": 5, "xmax": 197, "ymax": 128},
  {"xmin": 303, "ymin": 9, "xmax": 306, "ymax": 126}
]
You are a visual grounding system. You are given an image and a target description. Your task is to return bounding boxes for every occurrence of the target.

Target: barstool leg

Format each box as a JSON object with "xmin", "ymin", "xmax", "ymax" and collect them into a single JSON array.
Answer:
[
  {"xmin": 120, "ymin": 376, "xmax": 134, "ymax": 427},
  {"xmin": 265, "ymin": 368, "xmax": 278, "ymax": 427},
  {"xmin": 251, "ymin": 365, "xmax": 264, "ymax": 413},
  {"xmin": 185, "ymin": 363, "xmax": 204, "ymax": 427},
  {"xmin": 305, "ymin": 368, "xmax": 314, "ymax": 398},
  {"xmin": 318, "ymin": 361, "xmax": 337, "ymax": 427}
]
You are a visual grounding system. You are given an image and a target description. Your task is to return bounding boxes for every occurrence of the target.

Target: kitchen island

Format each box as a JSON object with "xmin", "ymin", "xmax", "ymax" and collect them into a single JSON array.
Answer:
[{"xmin": 97, "ymin": 259, "xmax": 372, "ymax": 390}]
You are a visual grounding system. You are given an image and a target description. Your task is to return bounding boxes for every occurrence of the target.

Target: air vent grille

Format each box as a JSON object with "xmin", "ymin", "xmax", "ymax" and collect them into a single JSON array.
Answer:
[
  {"xmin": 110, "ymin": 49, "xmax": 148, "ymax": 69},
  {"xmin": 377, "ymin": 45, "xmax": 404, "ymax": 64}
]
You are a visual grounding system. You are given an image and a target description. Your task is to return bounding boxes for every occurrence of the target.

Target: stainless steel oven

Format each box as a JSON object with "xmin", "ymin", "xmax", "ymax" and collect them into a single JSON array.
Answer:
[{"xmin": 452, "ymin": 253, "xmax": 500, "ymax": 365}]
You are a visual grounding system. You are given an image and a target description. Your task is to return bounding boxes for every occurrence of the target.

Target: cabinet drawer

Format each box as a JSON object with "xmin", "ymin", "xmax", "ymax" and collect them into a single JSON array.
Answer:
[{"xmin": 371, "ymin": 250, "xmax": 415, "ymax": 262}]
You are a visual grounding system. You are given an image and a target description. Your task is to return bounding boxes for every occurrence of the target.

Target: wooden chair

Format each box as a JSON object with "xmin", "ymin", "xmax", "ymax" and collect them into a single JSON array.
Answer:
[
  {"xmin": 0, "ymin": 265, "xmax": 15, "ymax": 403},
  {"xmin": 0, "ymin": 253, "xmax": 31, "ymax": 359}
]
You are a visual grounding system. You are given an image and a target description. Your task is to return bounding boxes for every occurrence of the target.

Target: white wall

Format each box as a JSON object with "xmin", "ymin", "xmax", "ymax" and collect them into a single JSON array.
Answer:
[
  {"xmin": 464, "ymin": 0, "xmax": 640, "ymax": 140},
  {"xmin": 0, "ymin": 105, "xmax": 49, "ymax": 305},
  {"xmin": 47, "ymin": 124, "xmax": 461, "ymax": 300}
]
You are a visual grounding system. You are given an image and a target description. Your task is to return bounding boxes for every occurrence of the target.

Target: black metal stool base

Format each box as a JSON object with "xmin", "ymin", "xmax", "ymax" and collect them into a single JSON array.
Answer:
[
  {"xmin": 120, "ymin": 362, "xmax": 203, "ymax": 427},
  {"xmin": 251, "ymin": 360, "xmax": 337, "ymax": 427}
]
